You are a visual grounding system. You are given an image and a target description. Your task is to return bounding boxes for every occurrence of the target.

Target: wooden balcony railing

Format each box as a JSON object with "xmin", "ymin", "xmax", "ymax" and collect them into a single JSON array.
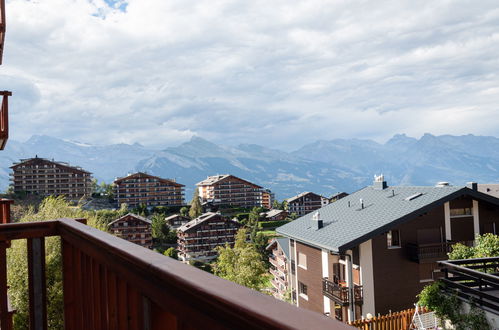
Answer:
[
  {"xmin": 0, "ymin": 90, "xmax": 11, "ymax": 150},
  {"xmin": 407, "ymin": 240, "xmax": 474, "ymax": 263},
  {"xmin": 439, "ymin": 257, "xmax": 499, "ymax": 315},
  {"xmin": 322, "ymin": 278, "xmax": 363, "ymax": 306},
  {"xmin": 0, "ymin": 219, "xmax": 352, "ymax": 329}
]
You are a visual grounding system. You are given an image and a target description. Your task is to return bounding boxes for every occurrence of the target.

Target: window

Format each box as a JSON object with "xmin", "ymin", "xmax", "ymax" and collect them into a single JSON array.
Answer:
[
  {"xmin": 298, "ymin": 252, "xmax": 307, "ymax": 269},
  {"xmin": 450, "ymin": 208, "xmax": 472, "ymax": 217},
  {"xmin": 387, "ymin": 230, "xmax": 401, "ymax": 248},
  {"xmin": 298, "ymin": 281, "xmax": 308, "ymax": 300}
]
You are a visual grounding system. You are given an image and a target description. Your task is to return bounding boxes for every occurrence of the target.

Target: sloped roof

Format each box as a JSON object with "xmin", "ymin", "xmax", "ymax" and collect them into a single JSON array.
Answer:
[
  {"xmin": 265, "ymin": 237, "xmax": 290, "ymax": 259},
  {"xmin": 286, "ymin": 191, "xmax": 323, "ymax": 203},
  {"xmin": 114, "ymin": 172, "xmax": 184, "ymax": 186},
  {"xmin": 196, "ymin": 174, "xmax": 263, "ymax": 189},
  {"xmin": 108, "ymin": 213, "xmax": 152, "ymax": 226},
  {"xmin": 276, "ymin": 184, "xmax": 499, "ymax": 253},
  {"xmin": 164, "ymin": 214, "xmax": 190, "ymax": 222},
  {"xmin": 265, "ymin": 209, "xmax": 285, "ymax": 218},
  {"xmin": 11, "ymin": 157, "xmax": 91, "ymax": 174}
]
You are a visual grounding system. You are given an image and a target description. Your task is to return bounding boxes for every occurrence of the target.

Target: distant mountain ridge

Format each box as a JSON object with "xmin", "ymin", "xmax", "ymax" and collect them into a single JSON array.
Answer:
[{"xmin": 2, "ymin": 133, "xmax": 499, "ymax": 200}]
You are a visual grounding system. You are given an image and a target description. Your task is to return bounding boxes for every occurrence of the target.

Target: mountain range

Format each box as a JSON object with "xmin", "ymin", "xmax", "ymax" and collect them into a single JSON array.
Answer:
[{"xmin": 1, "ymin": 133, "xmax": 499, "ymax": 200}]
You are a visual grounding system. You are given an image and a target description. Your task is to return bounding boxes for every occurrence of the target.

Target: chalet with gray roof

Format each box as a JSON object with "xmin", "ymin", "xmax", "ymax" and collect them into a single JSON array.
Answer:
[{"xmin": 276, "ymin": 176, "xmax": 499, "ymax": 323}]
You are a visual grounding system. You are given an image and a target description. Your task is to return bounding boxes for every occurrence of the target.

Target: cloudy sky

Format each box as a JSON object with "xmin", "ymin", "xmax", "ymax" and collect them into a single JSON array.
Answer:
[{"xmin": 3, "ymin": 0, "xmax": 499, "ymax": 150}]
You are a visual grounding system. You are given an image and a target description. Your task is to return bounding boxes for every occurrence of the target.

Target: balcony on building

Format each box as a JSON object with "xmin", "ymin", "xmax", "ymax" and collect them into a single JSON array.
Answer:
[
  {"xmin": 438, "ymin": 257, "xmax": 499, "ymax": 322},
  {"xmin": 0, "ymin": 217, "xmax": 352, "ymax": 329},
  {"xmin": 406, "ymin": 240, "xmax": 474, "ymax": 263},
  {"xmin": 322, "ymin": 278, "xmax": 363, "ymax": 307}
]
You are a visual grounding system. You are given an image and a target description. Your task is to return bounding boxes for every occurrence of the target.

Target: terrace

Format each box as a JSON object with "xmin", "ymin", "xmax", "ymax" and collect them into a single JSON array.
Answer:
[
  {"xmin": 439, "ymin": 257, "xmax": 499, "ymax": 316},
  {"xmin": 0, "ymin": 212, "xmax": 351, "ymax": 329}
]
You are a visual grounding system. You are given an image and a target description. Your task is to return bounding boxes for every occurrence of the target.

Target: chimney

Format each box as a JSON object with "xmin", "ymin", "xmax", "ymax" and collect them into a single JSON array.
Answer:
[
  {"xmin": 312, "ymin": 211, "xmax": 323, "ymax": 230},
  {"xmin": 467, "ymin": 182, "xmax": 478, "ymax": 191},
  {"xmin": 373, "ymin": 174, "xmax": 387, "ymax": 190}
]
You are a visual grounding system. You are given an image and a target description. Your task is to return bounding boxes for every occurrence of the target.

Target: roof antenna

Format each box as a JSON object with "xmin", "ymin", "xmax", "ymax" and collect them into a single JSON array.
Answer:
[
  {"xmin": 360, "ymin": 198, "xmax": 364, "ymax": 209},
  {"xmin": 392, "ymin": 189, "xmax": 395, "ymax": 197},
  {"xmin": 348, "ymin": 201, "xmax": 351, "ymax": 207}
]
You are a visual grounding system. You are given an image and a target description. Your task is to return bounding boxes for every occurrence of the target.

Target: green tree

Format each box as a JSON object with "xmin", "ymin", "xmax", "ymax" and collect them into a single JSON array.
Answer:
[
  {"xmin": 448, "ymin": 233, "xmax": 499, "ymax": 260},
  {"xmin": 214, "ymin": 228, "xmax": 267, "ymax": 290},
  {"xmin": 180, "ymin": 206, "xmax": 189, "ymax": 217},
  {"xmin": 272, "ymin": 200, "xmax": 280, "ymax": 209},
  {"xmin": 7, "ymin": 196, "xmax": 103, "ymax": 329},
  {"xmin": 164, "ymin": 247, "xmax": 178, "ymax": 259},
  {"xmin": 189, "ymin": 189, "xmax": 202, "ymax": 219}
]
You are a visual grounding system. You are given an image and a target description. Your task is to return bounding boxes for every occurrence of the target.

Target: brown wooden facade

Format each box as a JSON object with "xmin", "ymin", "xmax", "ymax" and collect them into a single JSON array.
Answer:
[
  {"xmin": 177, "ymin": 213, "xmax": 241, "ymax": 262},
  {"xmin": 197, "ymin": 174, "xmax": 271, "ymax": 209},
  {"xmin": 114, "ymin": 172, "xmax": 184, "ymax": 208},
  {"xmin": 10, "ymin": 157, "xmax": 92, "ymax": 200},
  {"xmin": 286, "ymin": 192, "xmax": 329, "ymax": 217},
  {"xmin": 108, "ymin": 213, "xmax": 152, "ymax": 249}
]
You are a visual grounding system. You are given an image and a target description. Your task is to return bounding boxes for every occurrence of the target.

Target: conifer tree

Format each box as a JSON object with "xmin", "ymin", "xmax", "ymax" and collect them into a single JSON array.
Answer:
[{"xmin": 189, "ymin": 189, "xmax": 203, "ymax": 219}]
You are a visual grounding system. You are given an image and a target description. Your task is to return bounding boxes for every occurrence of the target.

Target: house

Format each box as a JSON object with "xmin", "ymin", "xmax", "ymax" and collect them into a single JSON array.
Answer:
[
  {"xmin": 165, "ymin": 214, "xmax": 190, "ymax": 229},
  {"xmin": 114, "ymin": 172, "xmax": 184, "ymax": 208},
  {"xmin": 276, "ymin": 176, "xmax": 499, "ymax": 323},
  {"xmin": 286, "ymin": 192, "xmax": 329, "ymax": 217},
  {"xmin": 263, "ymin": 209, "xmax": 289, "ymax": 221},
  {"xmin": 330, "ymin": 192, "xmax": 349, "ymax": 203},
  {"xmin": 177, "ymin": 212, "xmax": 241, "ymax": 262},
  {"xmin": 196, "ymin": 174, "xmax": 272, "ymax": 209},
  {"xmin": 478, "ymin": 184, "xmax": 499, "ymax": 199},
  {"xmin": 108, "ymin": 213, "xmax": 153, "ymax": 249},
  {"xmin": 261, "ymin": 189, "xmax": 275, "ymax": 210},
  {"xmin": 10, "ymin": 156, "xmax": 93, "ymax": 200},
  {"xmin": 267, "ymin": 238, "xmax": 291, "ymax": 300}
]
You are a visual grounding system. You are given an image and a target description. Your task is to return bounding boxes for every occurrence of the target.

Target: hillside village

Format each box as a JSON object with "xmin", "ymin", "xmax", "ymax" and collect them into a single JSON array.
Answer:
[{"xmin": 4, "ymin": 154, "xmax": 499, "ymax": 328}]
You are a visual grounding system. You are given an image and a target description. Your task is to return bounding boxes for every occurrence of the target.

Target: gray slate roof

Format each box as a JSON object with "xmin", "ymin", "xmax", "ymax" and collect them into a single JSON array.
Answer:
[
  {"xmin": 108, "ymin": 213, "xmax": 151, "ymax": 226},
  {"xmin": 276, "ymin": 185, "xmax": 499, "ymax": 253},
  {"xmin": 276, "ymin": 237, "xmax": 290, "ymax": 259}
]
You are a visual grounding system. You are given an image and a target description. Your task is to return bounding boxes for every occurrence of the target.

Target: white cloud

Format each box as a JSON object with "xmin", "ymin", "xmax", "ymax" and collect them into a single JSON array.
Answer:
[{"xmin": 3, "ymin": 0, "xmax": 499, "ymax": 149}]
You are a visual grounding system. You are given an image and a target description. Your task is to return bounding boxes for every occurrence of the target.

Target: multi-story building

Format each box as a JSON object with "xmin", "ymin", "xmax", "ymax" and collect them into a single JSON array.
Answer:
[
  {"xmin": 164, "ymin": 214, "xmax": 190, "ymax": 229},
  {"xmin": 261, "ymin": 189, "xmax": 274, "ymax": 210},
  {"xmin": 177, "ymin": 212, "xmax": 241, "ymax": 262},
  {"xmin": 114, "ymin": 172, "xmax": 184, "ymax": 208},
  {"xmin": 276, "ymin": 177, "xmax": 499, "ymax": 323},
  {"xmin": 10, "ymin": 156, "xmax": 92, "ymax": 200},
  {"xmin": 108, "ymin": 213, "xmax": 152, "ymax": 249},
  {"xmin": 266, "ymin": 238, "xmax": 290, "ymax": 300},
  {"xmin": 196, "ymin": 174, "xmax": 271, "ymax": 209},
  {"xmin": 286, "ymin": 192, "xmax": 329, "ymax": 217}
]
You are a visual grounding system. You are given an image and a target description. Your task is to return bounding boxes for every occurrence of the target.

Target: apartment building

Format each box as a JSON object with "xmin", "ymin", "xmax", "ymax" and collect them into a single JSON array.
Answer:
[
  {"xmin": 196, "ymin": 174, "xmax": 271, "ymax": 209},
  {"xmin": 276, "ymin": 177, "xmax": 499, "ymax": 323},
  {"xmin": 114, "ymin": 172, "xmax": 184, "ymax": 208},
  {"xmin": 164, "ymin": 214, "xmax": 190, "ymax": 229},
  {"xmin": 108, "ymin": 213, "xmax": 153, "ymax": 249},
  {"xmin": 10, "ymin": 156, "xmax": 92, "ymax": 200},
  {"xmin": 286, "ymin": 192, "xmax": 329, "ymax": 217},
  {"xmin": 177, "ymin": 212, "xmax": 241, "ymax": 262},
  {"xmin": 266, "ymin": 238, "xmax": 290, "ymax": 300}
]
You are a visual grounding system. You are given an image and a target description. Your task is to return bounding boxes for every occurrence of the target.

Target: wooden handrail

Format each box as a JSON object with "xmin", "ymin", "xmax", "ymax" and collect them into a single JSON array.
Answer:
[{"xmin": 0, "ymin": 219, "xmax": 352, "ymax": 329}]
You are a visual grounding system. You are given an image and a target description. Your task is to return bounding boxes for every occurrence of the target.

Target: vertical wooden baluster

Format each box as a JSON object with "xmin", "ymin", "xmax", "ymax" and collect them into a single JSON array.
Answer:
[
  {"xmin": 62, "ymin": 239, "xmax": 75, "ymax": 330},
  {"xmin": 27, "ymin": 237, "xmax": 47, "ymax": 330},
  {"xmin": 107, "ymin": 271, "xmax": 118, "ymax": 329},
  {"xmin": 127, "ymin": 286, "xmax": 142, "ymax": 330},
  {"xmin": 72, "ymin": 244, "xmax": 83, "ymax": 329},
  {"xmin": 117, "ymin": 277, "xmax": 128, "ymax": 329},
  {"xmin": 100, "ymin": 266, "xmax": 108, "ymax": 328},
  {"xmin": 0, "ymin": 241, "xmax": 12, "ymax": 330},
  {"xmin": 91, "ymin": 258, "xmax": 101, "ymax": 329}
]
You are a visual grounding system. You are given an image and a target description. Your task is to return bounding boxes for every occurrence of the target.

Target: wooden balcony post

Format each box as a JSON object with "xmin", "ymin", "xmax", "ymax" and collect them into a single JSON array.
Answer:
[
  {"xmin": 0, "ymin": 241, "xmax": 12, "ymax": 330},
  {"xmin": 27, "ymin": 237, "xmax": 47, "ymax": 330}
]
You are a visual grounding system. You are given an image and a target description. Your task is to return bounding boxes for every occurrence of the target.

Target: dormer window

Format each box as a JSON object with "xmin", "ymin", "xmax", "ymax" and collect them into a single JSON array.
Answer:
[{"xmin": 387, "ymin": 230, "xmax": 401, "ymax": 248}]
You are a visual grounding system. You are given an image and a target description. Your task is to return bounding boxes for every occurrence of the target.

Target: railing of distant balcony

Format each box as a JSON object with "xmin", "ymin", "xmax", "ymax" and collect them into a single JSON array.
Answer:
[
  {"xmin": 322, "ymin": 278, "xmax": 363, "ymax": 306},
  {"xmin": 0, "ymin": 218, "xmax": 352, "ymax": 329},
  {"xmin": 439, "ymin": 257, "xmax": 499, "ymax": 315},
  {"xmin": 407, "ymin": 240, "xmax": 474, "ymax": 262}
]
